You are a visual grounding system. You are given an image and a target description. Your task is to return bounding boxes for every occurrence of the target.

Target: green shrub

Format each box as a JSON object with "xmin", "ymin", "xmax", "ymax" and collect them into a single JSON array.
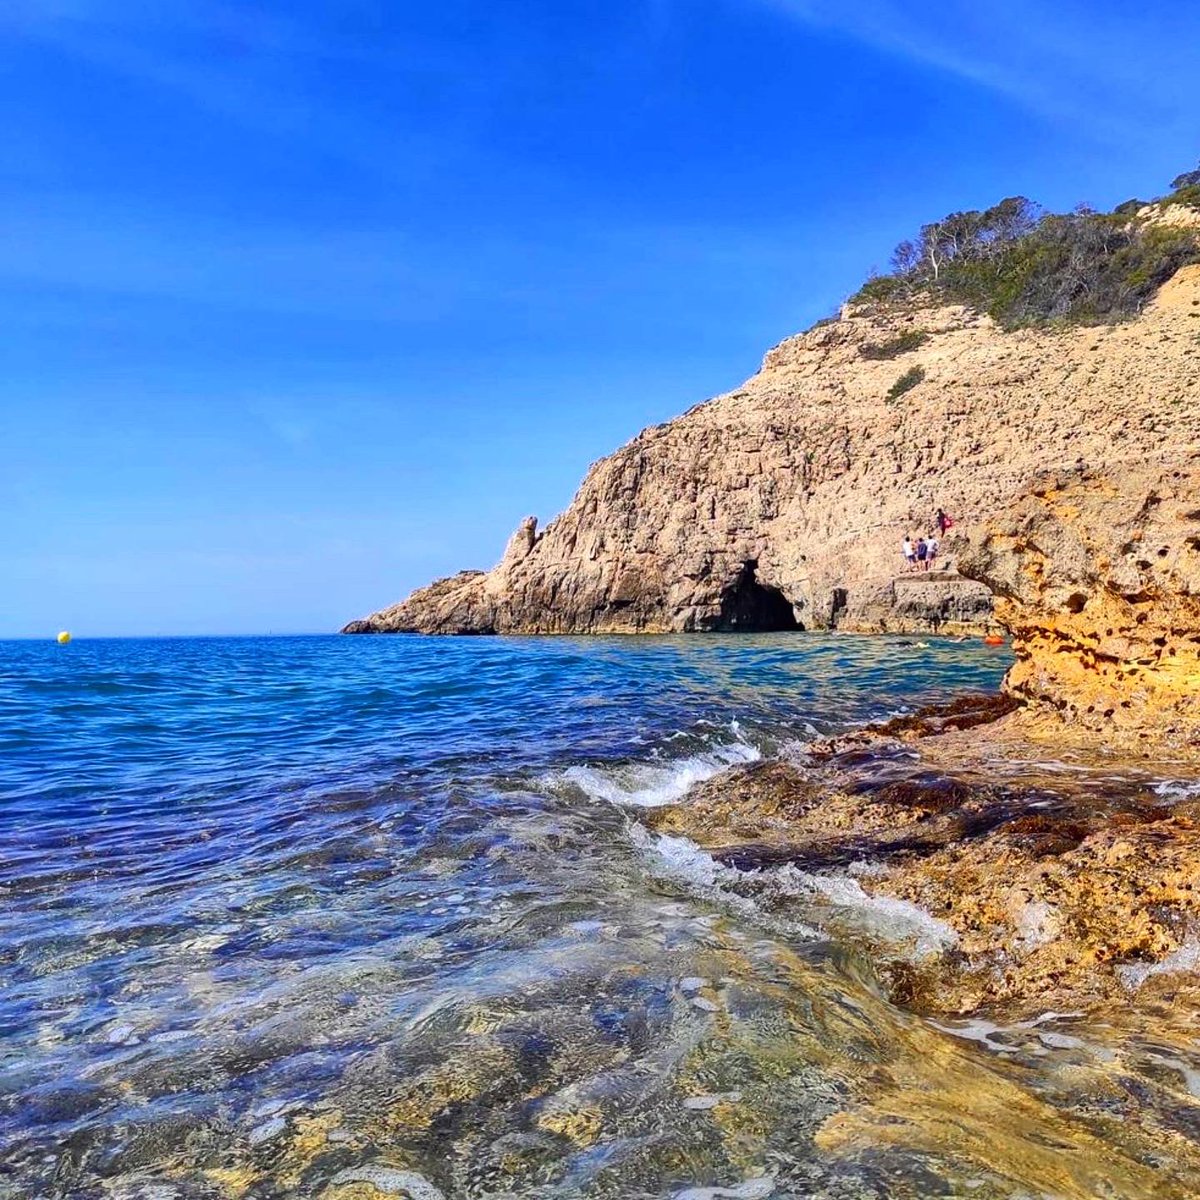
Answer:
[
  {"xmin": 887, "ymin": 364, "xmax": 925, "ymax": 401},
  {"xmin": 1167, "ymin": 183, "xmax": 1200, "ymax": 210},
  {"xmin": 851, "ymin": 274, "xmax": 910, "ymax": 305},
  {"xmin": 850, "ymin": 164, "xmax": 1200, "ymax": 330},
  {"xmin": 861, "ymin": 330, "xmax": 928, "ymax": 359}
]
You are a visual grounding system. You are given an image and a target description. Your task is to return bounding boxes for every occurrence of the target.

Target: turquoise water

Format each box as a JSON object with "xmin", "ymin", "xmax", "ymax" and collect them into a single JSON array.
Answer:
[{"xmin": 3, "ymin": 633, "xmax": 1194, "ymax": 1199}]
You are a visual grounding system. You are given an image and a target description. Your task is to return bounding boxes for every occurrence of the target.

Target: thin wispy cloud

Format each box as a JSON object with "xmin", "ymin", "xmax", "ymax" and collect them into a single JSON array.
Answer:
[
  {"xmin": 753, "ymin": 0, "xmax": 1197, "ymax": 139},
  {"xmin": 1, "ymin": 2, "xmax": 482, "ymax": 187},
  {"xmin": 0, "ymin": 194, "xmax": 833, "ymax": 337},
  {"xmin": 0, "ymin": 203, "xmax": 448, "ymax": 320}
]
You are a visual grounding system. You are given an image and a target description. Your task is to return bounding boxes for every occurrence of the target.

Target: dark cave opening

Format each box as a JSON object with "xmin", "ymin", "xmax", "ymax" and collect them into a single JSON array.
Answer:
[{"xmin": 713, "ymin": 562, "xmax": 803, "ymax": 632}]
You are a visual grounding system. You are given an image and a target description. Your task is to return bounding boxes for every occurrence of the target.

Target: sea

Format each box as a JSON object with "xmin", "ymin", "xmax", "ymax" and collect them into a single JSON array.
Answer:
[{"xmin": 2, "ymin": 633, "xmax": 1198, "ymax": 1199}]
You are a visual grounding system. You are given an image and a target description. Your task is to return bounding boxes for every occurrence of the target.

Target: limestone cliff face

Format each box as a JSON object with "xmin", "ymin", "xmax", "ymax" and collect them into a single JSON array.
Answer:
[
  {"xmin": 958, "ymin": 456, "xmax": 1200, "ymax": 750},
  {"xmin": 345, "ymin": 265, "xmax": 1200, "ymax": 638}
]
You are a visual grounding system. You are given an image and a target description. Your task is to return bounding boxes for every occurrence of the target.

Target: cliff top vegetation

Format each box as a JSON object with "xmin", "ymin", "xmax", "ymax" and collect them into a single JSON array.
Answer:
[{"xmin": 852, "ymin": 162, "xmax": 1200, "ymax": 329}]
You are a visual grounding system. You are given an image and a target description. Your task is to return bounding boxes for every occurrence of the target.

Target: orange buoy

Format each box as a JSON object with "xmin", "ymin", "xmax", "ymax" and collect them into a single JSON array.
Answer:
[{"xmin": 983, "ymin": 635, "xmax": 1005, "ymax": 646}]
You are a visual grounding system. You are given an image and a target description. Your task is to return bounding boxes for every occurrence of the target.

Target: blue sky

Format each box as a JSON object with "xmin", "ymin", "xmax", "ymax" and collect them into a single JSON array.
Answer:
[{"xmin": 3, "ymin": 1, "xmax": 1198, "ymax": 637}]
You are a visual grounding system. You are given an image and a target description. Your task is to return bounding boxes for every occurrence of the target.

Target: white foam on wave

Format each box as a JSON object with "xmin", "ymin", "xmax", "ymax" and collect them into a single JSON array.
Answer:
[
  {"xmin": 638, "ymin": 831, "xmax": 722, "ymax": 887},
  {"xmin": 1153, "ymin": 779, "xmax": 1200, "ymax": 801},
  {"xmin": 631, "ymin": 828, "xmax": 821, "ymax": 940},
  {"xmin": 775, "ymin": 734, "xmax": 819, "ymax": 764},
  {"xmin": 561, "ymin": 741, "xmax": 761, "ymax": 808},
  {"xmin": 769, "ymin": 865, "xmax": 959, "ymax": 959},
  {"xmin": 674, "ymin": 1176, "xmax": 774, "ymax": 1200},
  {"xmin": 929, "ymin": 1009, "xmax": 1087, "ymax": 1054},
  {"xmin": 927, "ymin": 1017, "xmax": 1009, "ymax": 1049},
  {"xmin": 632, "ymin": 827, "xmax": 954, "ymax": 961},
  {"xmin": 1117, "ymin": 933, "xmax": 1200, "ymax": 990}
]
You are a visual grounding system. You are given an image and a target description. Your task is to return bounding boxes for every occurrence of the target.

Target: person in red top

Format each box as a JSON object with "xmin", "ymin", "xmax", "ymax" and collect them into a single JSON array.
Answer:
[{"xmin": 936, "ymin": 508, "xmax": 954, "ymax": 535}]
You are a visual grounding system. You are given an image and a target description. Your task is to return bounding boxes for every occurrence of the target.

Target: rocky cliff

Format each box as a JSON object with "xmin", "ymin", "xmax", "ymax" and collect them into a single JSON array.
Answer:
[{"xmin": 346, "ymin": 263, "xmax": 1200, "ymax": 639}]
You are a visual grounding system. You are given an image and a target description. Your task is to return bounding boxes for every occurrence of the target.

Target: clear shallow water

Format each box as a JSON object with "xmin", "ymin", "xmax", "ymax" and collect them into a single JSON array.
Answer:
[{"xmin": 1, "ymin": 634, "xmax": 1197, "ymax": 1199}]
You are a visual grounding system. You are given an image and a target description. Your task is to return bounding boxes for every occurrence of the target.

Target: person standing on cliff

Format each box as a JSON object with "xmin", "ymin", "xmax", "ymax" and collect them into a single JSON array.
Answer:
[
  {"xmin": 902, "ymin": 535, "xmax": 915, "ymax": 571},
  {"xmin": 936, "ymin": 508, "xmax": 954, "ymax": 536},
  {"xmin": 928, "ymin": 533, "xmax": 940, "ymax": 569},
  {"xmin": 916, "ymin": 537, "xmax": 929, "ymax": 571}
]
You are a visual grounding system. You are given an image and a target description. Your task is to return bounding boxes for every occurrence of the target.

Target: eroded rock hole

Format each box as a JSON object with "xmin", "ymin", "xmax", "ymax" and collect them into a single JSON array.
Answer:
[
  {"xmin": 830, "ymin": 587, "xmax": 850, "ymax": 628},
  {"xmin": 715, "ymin": 562, "xmax": 803, "ymax": 632}
]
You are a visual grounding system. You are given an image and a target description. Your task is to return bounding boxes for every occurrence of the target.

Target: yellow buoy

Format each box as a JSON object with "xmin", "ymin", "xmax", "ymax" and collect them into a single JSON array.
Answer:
[{"xmin": 57, "ymin": 631, "xmax": 71, "ymax": 645}]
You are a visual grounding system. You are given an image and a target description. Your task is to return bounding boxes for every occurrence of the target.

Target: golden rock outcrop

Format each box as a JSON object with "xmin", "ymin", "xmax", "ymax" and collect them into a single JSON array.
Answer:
[{"xmin": 958, "ymin": 456, "xmax": 1200, "ymax": 751}]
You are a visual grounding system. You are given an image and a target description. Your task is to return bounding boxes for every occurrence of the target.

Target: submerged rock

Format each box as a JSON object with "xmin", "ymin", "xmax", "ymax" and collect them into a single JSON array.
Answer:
[{"xmin": 327, "ymin": 1165, "xmax": 445, "ymax": 1199}]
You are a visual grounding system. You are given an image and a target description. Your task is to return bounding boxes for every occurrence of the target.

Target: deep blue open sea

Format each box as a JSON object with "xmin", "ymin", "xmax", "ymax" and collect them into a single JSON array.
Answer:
[{"xmin": 2, "ymin": 634, "xmax": 1196, "ymax": 1199}]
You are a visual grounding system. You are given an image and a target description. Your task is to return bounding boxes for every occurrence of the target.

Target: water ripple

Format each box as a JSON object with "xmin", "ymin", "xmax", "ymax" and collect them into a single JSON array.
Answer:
[{"xmin": 25, "ymin": 635, "xmax": 1194, "ymax": 1198}]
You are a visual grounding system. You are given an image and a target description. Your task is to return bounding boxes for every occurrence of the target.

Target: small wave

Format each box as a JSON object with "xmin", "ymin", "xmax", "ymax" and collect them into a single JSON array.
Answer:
[
  {"xmin": 767, "ymin": 865, "xmax": 958, "ymax": 959},
  {"xmin": 630, "ymin": 828, "xmax": 820, "ymax": 942},
  {"xmin": 644, "ymin": 833, "xmax": 723, "ymax": 887},
  {"xmin": 559, "ymin": 742, "xmax": 761, "ymax": 808},
  {"xmin": 633, "ymin": 829, "xmax": 954, "ymax": 960}
]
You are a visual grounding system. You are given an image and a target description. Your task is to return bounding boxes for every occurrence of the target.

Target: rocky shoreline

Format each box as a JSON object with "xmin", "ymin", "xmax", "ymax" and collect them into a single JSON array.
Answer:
[
  {"xmin": 641, "ymin": 694, "xmax": 1200, "ymax": 1018},
  {"xmin": 957, "ymin": 457, "xmax": 1200, "ymax": 754},
  {"xmin": 341, "ymin": 235, "xmax": 1200, "ymax": 1031}
]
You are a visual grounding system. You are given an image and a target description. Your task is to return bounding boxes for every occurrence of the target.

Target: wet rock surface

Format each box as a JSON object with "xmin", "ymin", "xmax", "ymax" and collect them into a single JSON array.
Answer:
[{"xmin": 642, "ymin": 700, "xmax": 1200, "ymax": 1017}]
